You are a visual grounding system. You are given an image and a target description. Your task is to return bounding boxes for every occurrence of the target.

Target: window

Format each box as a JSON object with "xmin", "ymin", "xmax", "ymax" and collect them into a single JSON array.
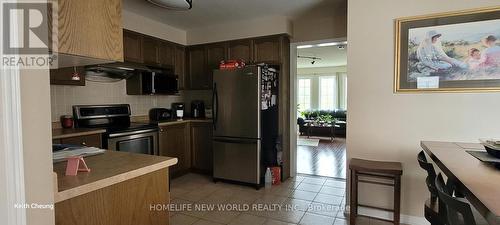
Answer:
[
  {"xmin": 319, "ymin": 77, "xmax": 337, "ymax": 110},
  {"xmin": 298, "ymin": 79, "xmax": 311, "ymax": 111}
]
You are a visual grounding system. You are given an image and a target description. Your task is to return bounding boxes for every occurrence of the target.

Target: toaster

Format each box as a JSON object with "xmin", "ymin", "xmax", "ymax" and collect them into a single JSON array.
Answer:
[{"xmin": 149, "ymin": 108, "xmax": 172, "ymax": 121}]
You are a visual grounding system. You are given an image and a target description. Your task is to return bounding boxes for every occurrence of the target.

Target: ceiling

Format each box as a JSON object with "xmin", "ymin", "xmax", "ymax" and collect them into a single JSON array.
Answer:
[
  {"xmin": 297, "ymin": 45, "xmax": 347, "ymax": 68},
  {"xmin": 123, "ymin": 0, "xmax": 343, "ymax": 30}
]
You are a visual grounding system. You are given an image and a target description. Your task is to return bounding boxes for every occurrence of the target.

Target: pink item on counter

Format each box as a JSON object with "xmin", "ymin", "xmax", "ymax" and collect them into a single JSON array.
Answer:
[{"xmin": 65, "ymin": 156, "xmax": 91, "ymax": 176}]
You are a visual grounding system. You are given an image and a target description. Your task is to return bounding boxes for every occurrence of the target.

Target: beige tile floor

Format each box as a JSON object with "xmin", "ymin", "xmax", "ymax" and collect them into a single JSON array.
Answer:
[{"xmin": 169, "ymin": 173, "xmax": 400, "ymax": 225}]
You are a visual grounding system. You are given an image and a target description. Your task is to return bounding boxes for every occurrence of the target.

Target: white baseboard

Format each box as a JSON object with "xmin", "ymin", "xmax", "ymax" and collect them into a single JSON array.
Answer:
[{"xmin": 345, "ymin": 205, "xmax": 430, "ymax": 225}]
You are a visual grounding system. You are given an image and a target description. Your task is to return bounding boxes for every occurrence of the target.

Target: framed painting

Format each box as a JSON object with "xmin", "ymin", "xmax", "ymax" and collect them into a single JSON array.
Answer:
[{"xmin": 394, "ymin": 6, "xmax": 500, "ymax": 93}]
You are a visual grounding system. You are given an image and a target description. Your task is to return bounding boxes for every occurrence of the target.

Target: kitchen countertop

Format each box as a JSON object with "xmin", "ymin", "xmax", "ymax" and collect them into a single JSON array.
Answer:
[
  {"xmin": 52, "ymin": 127, "xmax": 106, "ymax": 139},
  {"xmin": 143, "ymin": 118, "xmax": 213, "ymax": 126},
  {"xmin": 52, "ymin": 119, "xmax": 212, "ymax": 139},
  {"xmin": 53, "ymin": 151, "xmax": 177, "ymax": 203}
]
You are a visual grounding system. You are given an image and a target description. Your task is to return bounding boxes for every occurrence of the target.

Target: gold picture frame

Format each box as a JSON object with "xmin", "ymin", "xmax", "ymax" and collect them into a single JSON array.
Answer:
[{"xmin": 394, "ymin": 6, "xmax": 500, "ymax": 93}]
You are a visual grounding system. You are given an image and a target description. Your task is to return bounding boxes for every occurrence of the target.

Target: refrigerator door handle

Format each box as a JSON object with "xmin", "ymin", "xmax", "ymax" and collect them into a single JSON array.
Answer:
[
  {"xmin": 213, "ymin": 137, "xmax": 259, "ymax": 144},
  {"xmin": 213, "ymin": 82, "xmax": 218, "ymax": 130}
]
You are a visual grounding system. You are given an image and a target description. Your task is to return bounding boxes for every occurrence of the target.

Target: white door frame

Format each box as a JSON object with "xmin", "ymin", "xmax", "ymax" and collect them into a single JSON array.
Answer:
[
  {"xmin": 289, "ymin": 37, "xmax": 347, "ymax": 178},
  {"xmin": 0, "ymin": 0, "xmax": 28, "ymax": 224}
]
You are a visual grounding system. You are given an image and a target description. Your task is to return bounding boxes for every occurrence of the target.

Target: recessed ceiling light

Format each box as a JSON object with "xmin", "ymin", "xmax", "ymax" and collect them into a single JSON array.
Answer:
[
  {"xmin": 146, "ymin": 0, "xmax": 193, "ymax": 10},
  {"xmin": 297, "ymin": 45, "xmax": 313, "ymax": 49}
]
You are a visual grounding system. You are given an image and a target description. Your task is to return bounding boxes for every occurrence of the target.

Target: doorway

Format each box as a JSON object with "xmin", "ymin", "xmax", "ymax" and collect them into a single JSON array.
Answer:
[{"xmin": 290, "ymin": 39, "xmax": 347, "ymax": 179}]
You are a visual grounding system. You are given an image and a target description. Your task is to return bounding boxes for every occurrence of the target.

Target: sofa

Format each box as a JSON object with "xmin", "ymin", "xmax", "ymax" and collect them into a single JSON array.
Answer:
[{"xmin": 297, "ymin": 109, "xmax": 347, "ymax": 136}]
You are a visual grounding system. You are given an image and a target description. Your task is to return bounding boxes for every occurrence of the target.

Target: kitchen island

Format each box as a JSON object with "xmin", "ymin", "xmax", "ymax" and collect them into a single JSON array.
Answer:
[{"xmin": 53, "ymin": 150, "xmax": 177, "ymax": 225}]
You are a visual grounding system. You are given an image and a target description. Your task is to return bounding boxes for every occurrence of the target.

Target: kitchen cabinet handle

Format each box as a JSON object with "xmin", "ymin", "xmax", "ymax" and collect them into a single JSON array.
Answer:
[{"xmin": 160, "ymin": 128, "xmax": 165, "ymax": 133}]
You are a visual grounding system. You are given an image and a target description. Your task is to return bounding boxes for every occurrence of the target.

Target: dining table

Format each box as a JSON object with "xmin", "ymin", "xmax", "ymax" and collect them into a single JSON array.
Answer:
[{"xmin": 421, "ymin": 141, "xmax": 500, "ymax": 225}]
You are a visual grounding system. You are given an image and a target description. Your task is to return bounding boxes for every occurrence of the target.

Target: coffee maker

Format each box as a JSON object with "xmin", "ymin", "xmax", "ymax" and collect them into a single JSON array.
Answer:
[
  {"xmin": 191, "ymin": 100, "xmax": 205, "ymax": 118},
  {"xmin": 171, "ymin": 102, "xmax": 185, "ymax": 119}
]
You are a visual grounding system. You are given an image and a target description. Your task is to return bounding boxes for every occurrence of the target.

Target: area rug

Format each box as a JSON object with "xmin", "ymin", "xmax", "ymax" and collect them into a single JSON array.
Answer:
[{"xmin": 297, "ymin": 138, "xmax": 320, "ymax": 147}]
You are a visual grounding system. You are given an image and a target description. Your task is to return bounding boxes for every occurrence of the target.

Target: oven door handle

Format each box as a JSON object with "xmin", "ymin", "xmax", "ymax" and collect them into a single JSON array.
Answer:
[{"xmin": 108, "ymin": 129, "xmax": 158, "ymax": 138}]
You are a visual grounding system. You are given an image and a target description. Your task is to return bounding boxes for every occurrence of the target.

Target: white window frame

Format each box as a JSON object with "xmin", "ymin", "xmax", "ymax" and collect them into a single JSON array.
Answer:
[
  {"xmin": 341, "ymin": 74, "xmax": 347, "ymax": 110},
  {"xmin": 318, "ymin": 76, "xmax": 338, "ymax": 110},
  {"xmin": 0, "ymin": 1, "xmax": 27, "ymax": 224},
  {"xmin": 297, "ymin": 78, "xmax": 311, "ymax": 111}
]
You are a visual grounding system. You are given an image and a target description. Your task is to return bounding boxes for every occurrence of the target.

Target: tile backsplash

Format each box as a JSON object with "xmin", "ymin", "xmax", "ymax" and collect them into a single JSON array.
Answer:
[{"xmin": 50, "ymin": 80, "xmax": 212, "ymax": 122}]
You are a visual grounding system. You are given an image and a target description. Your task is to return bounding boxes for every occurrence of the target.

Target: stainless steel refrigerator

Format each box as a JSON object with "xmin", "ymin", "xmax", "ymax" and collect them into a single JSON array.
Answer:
[{"xmin": 212, "ymin": 65, "xmax": 280, "ymax": 188}]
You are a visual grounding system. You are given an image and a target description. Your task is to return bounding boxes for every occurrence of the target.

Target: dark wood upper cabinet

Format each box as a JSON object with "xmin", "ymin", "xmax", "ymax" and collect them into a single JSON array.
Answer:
[
  {"xmin": 120, "ymin": 30, "xmax": 289, "ymax": 92},
  {"xmin": 140, "ymin": 35, "xmax": 175, "ymax": 67},
  {"xmin": 253, "ymin": 36, "xmax": 281, "ymax": 64},
  {"xmin": 206, "ymin": 43, "xmax": 227, "ymax": 87},
  {"xmin": 123, "ymin": 30, "xmax": 143, "ymax": 63},
  {"xmin": 158, "ymin": 41, "xmax": 174, "ymax": 66},
  {"xmin": 187, "ymin": 46, "xmax": 209, "ymax": 90},
  {"xmin": 142, "ymin": 36, "xmax": 159, "ymax": 65},
  {"xmin": 50, "ymin": 66, "xmax": 86, "ymax": 86},
  {"xmin": 228, "ymin": 39, "xmax": 253, "ymax": 63},
  {"xmin": 174, "ymin": 46, "xmax": 186, "ymax": 90}
]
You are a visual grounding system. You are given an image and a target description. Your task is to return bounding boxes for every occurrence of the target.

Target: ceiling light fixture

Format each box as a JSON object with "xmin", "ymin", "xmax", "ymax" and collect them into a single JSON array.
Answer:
[
  {"xmin": 317, "ymin": 42, "xmax": 339, "ymax": 47},
  {"xmin": 317, "ymin": 41, "xmax": 348, "ymax": 47},
  {"xmin": 297, "ymin": 55, "xmax": 321, "ymax": 65},
  {"xmin": 297, "ymin": 45, "xmax": 313, "ymax": 49},
  {"xmin": 146, "ymin": 0, "xmax": 193, "ymax": 10}
]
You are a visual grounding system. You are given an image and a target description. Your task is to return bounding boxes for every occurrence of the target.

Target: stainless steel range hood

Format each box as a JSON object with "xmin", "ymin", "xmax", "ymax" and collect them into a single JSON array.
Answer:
[{"xmin": 85, "ymin": 62, "xmax": 150, "ymax": 82}]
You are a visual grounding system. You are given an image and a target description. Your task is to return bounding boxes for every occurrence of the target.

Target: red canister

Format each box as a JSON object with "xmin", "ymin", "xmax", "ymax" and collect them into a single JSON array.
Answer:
[{"xmin": 60, "ymin": 115, "xmax": 74, "ymax": 129}]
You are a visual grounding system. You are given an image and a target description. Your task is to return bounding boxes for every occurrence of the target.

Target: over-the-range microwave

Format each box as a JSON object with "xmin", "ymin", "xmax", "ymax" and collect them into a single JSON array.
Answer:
[{"xmin": 126, "ymin": 67, "xmax": 178, "ymax": 95}]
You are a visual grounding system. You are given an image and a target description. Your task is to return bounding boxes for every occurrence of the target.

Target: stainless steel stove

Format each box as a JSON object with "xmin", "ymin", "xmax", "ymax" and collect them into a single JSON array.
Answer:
[{"xmin": 73, "ymin": 104, "xmax": 158, "ymax": 155}]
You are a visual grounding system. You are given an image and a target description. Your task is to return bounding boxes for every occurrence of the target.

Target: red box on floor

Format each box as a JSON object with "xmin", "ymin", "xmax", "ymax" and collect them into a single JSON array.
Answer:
[{"xmin": 271, "ymin": 167, "xmax": 281, "ymax": 185}]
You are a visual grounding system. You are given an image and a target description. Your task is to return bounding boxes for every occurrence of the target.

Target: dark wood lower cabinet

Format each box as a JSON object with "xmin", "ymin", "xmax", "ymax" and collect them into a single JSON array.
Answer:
[
  {"xmin": 159, "ymin": 123, "xmax": 191, "ymax": 177},
  {"xmin": 158, "ymin": 122, "xmax": 213, "ymax": 177},
  {"xmin": 190, "ymin": 123, "xmax": 213, "ymax": 173}
]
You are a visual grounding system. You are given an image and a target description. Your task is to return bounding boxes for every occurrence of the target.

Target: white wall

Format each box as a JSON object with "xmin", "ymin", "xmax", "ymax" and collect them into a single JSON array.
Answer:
[
  {"xmin": 20, "ymin": 69, "xmax": 55, "ymax": 225},
  {"xmin": 186, "ymin": 10, "xmax": 347, "ymax": 45},
  {"xmin": 187, "ymin": 16, "xmax": 292, "ymax": 45},
  {"xmin": 291, "ymin": 1, "xmax": 347, "ymax": 43},
  {"xmin": 123, "ymin": 10, "xmax": 187, "ymax": 45},
  {"xmin": 347, "ymin": 0, "xmax": 500, "ymax": 222}
]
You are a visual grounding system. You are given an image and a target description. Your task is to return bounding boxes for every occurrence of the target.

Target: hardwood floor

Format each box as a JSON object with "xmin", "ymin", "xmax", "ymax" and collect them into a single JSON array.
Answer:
[{"xmin": 297, "ymin": 136, "xmax": 347, "ymax": 179}]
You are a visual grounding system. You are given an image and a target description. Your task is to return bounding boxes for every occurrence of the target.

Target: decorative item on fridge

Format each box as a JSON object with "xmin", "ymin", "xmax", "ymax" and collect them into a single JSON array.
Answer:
[
  {"xmin": 220, "ymin": 60, "xmax": 246, "ymax": 70},
  {"xmin": 260, "ymin": 65, "xmax": 278, "ymax": 109}
]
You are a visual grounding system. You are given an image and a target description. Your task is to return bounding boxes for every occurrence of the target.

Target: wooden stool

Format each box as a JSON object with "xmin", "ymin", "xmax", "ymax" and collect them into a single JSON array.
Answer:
[{"xmin": 349, "ymin": 158, "xmax": 403, "ymax": 225}]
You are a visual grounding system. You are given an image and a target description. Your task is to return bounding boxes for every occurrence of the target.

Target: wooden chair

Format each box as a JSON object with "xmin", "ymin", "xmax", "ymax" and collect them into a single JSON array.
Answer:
[
  {"xmin": 349, "ymin": 158, "xmax": 402, "ymax": 225},
  {"xmin": 417, "ymin": 151, "xmax": 445, "ymax": 225},
  {"xmin": 435, "ymin": 173, "xmax": 488, "ymax": 225}
]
